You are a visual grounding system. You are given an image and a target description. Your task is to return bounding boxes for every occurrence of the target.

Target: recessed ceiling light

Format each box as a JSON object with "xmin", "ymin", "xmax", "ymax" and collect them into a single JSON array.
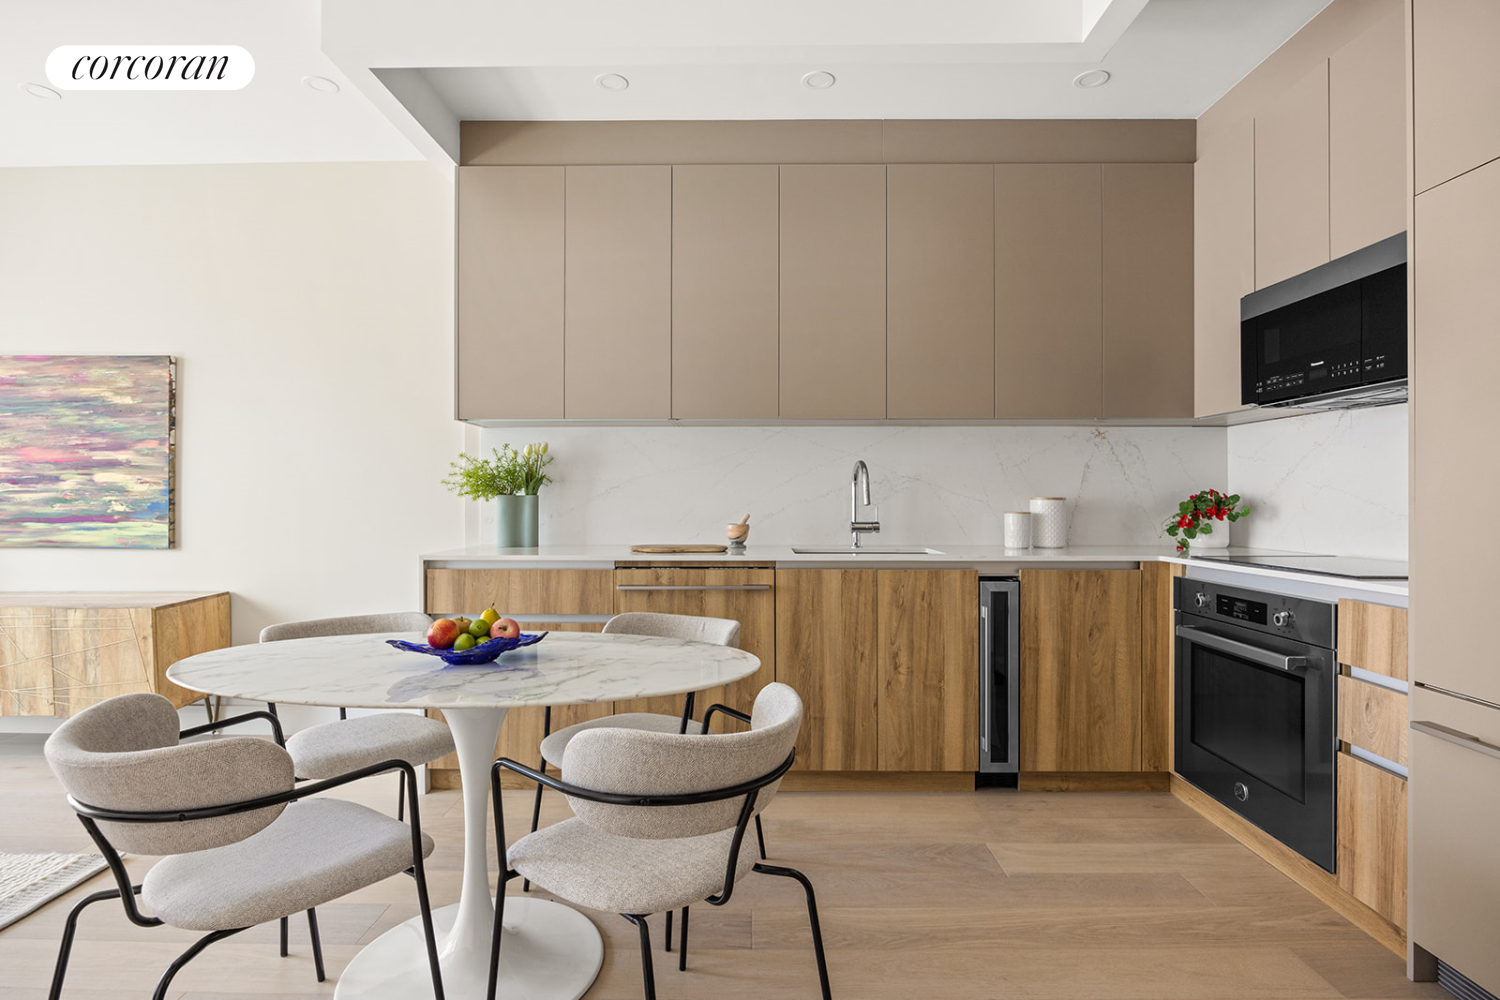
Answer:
[
  {"xmin": 302, "ymin": 75, "xmax": 340, "ymax": 94},
  {"xmin": 1073, "ymin": 70, "xmax": 1111, "ymax": 89},
  {"xmin": 801, "ymin": 71, "xmax": 836, "ymax": 91},
  {"xmin": 595, "ymin": 73, "xmax": 629, "ymax": 92},
  {"xmin": 21, "ymin": 82, "xmax": 61, "ymax": 100}
]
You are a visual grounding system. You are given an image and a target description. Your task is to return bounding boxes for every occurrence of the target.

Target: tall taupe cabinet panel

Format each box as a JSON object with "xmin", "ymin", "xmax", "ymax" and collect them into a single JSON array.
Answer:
[
  {"xmin": 1255, "ymin": 62, "xmax": 1331, "ymax": 288},
  {"xmin": 456, "ymin": 167, "xmax": 564, "ymax": 419},
  {"xmin": 1328, "ymin": 6, "xmax": 1406, "ymax": 258},
  {"xmin": 886, "ymin": 164, "xmax": 995, "ymax": 418},
  {"xmin": 779, "ymin": 165, "xmax": 887, "ymax": 419},
  {"xmin": 671, "ymin": 166, "xmax": 779, "ymax": 418},
  {"xmin": 1101, "ymin": 164, "xmax": 1194, "ymax": 418},
  {"xmin": 994, "ymin": 164, "xmax": 1103, "ymax": 418},
  {"xmin": 1413, "ymin": 0, "xmax": 1500, "ymax": 192},
  {"xmin": 1193, "ymin": 118, "xmax": 1255, "ymax": 417},
  {"xmin": 564, "ymin": 166, "xmax": 672, "ymax": 418}
]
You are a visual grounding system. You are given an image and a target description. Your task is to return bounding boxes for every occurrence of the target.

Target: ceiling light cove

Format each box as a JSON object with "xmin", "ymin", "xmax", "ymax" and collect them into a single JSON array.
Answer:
[
  {"xmin": 21, "ymin": 82, "xmax": 62, "ymax": 100},
  {"xmin": 595, "ymin": 73, "xmax": 629, "ymax": 92},
  {"xmin": 302, "ymin": 75, "xmax": 340, "ymax": 93},
  {"xmin": 1073, "ymin": 69, "xmax": 1111, "ymax": 89},
  {"xmin": 801, "ymin": 71, "xmax": 836, "ymax": 90}
]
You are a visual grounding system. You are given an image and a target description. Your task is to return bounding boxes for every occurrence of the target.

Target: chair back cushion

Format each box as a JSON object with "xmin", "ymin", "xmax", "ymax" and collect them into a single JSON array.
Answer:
[
  {"xmin": 45, "ymin": 693, "xmax": 294, "ymax": 856},
  {"xmin": 562, "ymin": 682, "xmax": 801, "ymax": 840},
  {"xmin": 602, "ymin": 612, "xmax": 741, "ymax": 648},
  {"xmin": 260, "ymin": 612, "xmax": 433, "ymax": 643}
]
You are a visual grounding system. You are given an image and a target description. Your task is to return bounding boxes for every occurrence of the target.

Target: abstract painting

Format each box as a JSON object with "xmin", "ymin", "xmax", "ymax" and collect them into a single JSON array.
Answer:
[{"xmin": 0, "ymin": 356, "xmax": 176, "ymax": 548}]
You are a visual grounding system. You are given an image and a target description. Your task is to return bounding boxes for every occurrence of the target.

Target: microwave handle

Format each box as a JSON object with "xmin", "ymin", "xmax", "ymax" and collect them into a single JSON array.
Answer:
[{"xmin": 1175, "ymin": 625, "xmax": 1309, "ymax": 672}]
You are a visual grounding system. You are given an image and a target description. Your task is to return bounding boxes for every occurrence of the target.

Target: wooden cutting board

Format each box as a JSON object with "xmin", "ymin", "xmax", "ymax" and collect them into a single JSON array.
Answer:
[{"xmin": 629, "ymin": 544, "xmax": 728, "ymax": 553}]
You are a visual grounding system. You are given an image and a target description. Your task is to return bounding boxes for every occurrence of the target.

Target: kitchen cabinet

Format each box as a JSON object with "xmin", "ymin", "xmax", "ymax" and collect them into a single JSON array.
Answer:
[
  {"xmin": 1413, "ymin": 0, "xmax": 1500, "ymax": 193},
  {"xmin": 563, "ymin": 165, "xmax": 672, "ymax": 418},
  {"xmin": 612, "ymin": 567, "xmax": 776, "ymax": 719},
  {"xmin": 877, "ymin": 570, "xmax": 978, "ymax": 771},
  {"xmin": 671, "ymin": 165, "xmax": 780, "ymax": 419},
  {"xmin": 1139, "ymin": 561, "xmax": 1182, "ymax": 773},
  {"xmin": 886, "ymin": 164, "xmax": 995, "ymax": 418},
  {"xmin": 1329, "ymin": 7, "xmax": 1406, "ymax": 258},
  {"xmin": 456, "ymin": 167, "xmax": 565, "ymax": 420},
  {"xmin": 1337, "ymin": 599, "xmax": 1408, "ymax": 681},
  {"xmin": 994, "ymin": 163, "xmax": 1103, "ymax": 418},
  {"xmin": 1255, "ymin": 62, "xmax": 1331, "ymax": 288},
  {"xmin": 1337, "ymin": 750, "xmax": 1407, "ymax": 931},
  {"xmin": 1193, "ymin": 117, "xmax": 1256, "ymax": 418},
  {"xmin": 778, "ymin": 164, "xmax": 887, "ymax": 419},
  {"xmin": 775, "ymin": 569, "xmax": 879, "ymax": 771},
  {"xmin": 1102, "ymin": 163, "xmax": 1195, "ymax": 418},
  {"xmin": 1019, "ymin": 569, "xmax": 1143, "ymax": 772}
]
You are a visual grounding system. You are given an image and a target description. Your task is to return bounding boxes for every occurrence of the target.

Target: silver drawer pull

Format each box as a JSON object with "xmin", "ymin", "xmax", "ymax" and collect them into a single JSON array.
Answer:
[
  {"xmin": 616, "ymin": 585, "xmax": 771, "ymax": 592},
  {"xmin": 1411, "ymin": 720, "xmax": 1500, "ymax": 762},
  {"xmin": 1175, "ymin": 624, "xmax": 1308, "ymax": 672}
]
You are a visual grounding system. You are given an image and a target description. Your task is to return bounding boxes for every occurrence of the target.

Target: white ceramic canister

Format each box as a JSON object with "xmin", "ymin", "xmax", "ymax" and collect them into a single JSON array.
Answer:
[
  {"xmin": 1003, "ymin": 511, "xmax": 1032, "ymax": 549},
  {"xmin": 1029, "ymin": 497, "xmax": 1068, "ymax": 548}
]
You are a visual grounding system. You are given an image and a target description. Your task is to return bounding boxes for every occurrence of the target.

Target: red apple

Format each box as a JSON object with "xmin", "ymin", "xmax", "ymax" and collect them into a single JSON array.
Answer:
[
  {"xmin": 490, "ymin": 617, "xmax": 521, "ymax": 640},
  {"xmin": 427, "ymin": 618, "xmax": 461, "ymax": 649}
]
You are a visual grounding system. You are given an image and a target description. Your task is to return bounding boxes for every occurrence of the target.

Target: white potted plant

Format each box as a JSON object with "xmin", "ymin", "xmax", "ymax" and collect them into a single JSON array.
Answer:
[{"xmin": 443, "ymin": 442, "xmax": 554, "ymax": 548}]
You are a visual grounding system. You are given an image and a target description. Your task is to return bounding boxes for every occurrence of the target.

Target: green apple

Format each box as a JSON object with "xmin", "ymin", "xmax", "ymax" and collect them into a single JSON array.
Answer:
[{"xmin": 454, "ymin": 633, "xmax": 477, "ymax": 651}]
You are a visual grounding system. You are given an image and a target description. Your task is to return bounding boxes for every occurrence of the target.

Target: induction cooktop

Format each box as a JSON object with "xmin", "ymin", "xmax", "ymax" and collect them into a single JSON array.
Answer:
[{"xmin": 1190, "ymin": 553, "xmax": 1409, "ymax": 580}]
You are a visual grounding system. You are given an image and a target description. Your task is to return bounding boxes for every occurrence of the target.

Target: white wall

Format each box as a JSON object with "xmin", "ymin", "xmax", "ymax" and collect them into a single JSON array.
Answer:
[
  {"xmin": 1227, "ymin": 404, "xmax": 1408, "ymax": 559},
  {"xmin": 0, "ymin": 163, "xmax": 465, "ymax": 644},
  {"xmin": 471, "ymin": 424, "xmax": 1228, "ymax": 548}
]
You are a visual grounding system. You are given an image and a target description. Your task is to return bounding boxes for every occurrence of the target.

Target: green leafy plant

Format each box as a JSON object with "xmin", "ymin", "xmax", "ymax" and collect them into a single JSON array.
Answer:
[
  {"xmin": 1162, "ymin": 488, "xmax": 1251, "ymax": 553},
  {"xmin": 442, "ymin": 442, "xmax": 554, "ymax": 500}
]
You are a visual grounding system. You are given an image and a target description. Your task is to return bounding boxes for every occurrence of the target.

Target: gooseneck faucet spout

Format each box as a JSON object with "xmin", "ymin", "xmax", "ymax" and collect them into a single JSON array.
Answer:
[{"xmin": 851, "ymin": 460, "xmax": 881, "ymax": 548}]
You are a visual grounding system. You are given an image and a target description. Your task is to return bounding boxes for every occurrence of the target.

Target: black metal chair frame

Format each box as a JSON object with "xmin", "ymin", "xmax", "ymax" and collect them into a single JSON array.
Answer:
[
  {"xmin": 48, "ymin": 710, "xmax": 447, "ymax": 1000},
  {"xmin": 264, "ymin": 701, "xmax": 413, "ymax": 821},
  {"xmin": 489, "ymin": 746, "xmax": 831, "ymax": 1000}
]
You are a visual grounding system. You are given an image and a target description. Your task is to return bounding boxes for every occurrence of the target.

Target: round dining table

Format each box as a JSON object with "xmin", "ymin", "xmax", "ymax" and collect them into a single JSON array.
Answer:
[{"xmin": 166, "ymin": 629, "xmax": 761, "ymax": 1000}]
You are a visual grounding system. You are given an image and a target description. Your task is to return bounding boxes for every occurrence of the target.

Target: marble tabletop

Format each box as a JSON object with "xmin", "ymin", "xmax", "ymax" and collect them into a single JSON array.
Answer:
[{"xmin": 166, "ymin": 630, "xmax": 762, "ymax": 710}]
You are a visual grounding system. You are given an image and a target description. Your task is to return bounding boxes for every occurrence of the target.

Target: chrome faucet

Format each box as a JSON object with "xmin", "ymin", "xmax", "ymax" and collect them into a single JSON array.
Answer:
[{"xmin": 850, "ymin": 460, "xmax": 881, "ymax": 548}]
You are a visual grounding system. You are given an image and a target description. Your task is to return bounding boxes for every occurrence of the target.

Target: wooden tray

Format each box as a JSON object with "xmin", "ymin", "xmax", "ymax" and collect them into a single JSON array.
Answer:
[{"xmin": 629, "ymin": 544, "xmax": 728, "ymax": 553}]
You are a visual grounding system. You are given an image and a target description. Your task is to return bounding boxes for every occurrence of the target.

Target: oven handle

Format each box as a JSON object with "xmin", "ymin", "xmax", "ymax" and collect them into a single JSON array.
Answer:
[{"xmin": 1175, "ymin": 625, "xmax": 1309, "ymax": 672}]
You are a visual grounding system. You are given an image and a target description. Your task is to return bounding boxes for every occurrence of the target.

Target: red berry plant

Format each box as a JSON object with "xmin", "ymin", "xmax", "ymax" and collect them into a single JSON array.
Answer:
[{"xmin": 1161, "ymin": 489, "xmax": 1251, "ymax": 553}]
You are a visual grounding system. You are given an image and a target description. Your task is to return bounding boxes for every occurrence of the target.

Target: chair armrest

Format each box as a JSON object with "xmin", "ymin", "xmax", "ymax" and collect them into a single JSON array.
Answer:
[
  {"xmin": 700, "ymin": 703, "xmax": 751, "ymax": 733},
  {"xmin": 180, "ymin": 710, "xmax": 286, "ymax": 747},
  {"xmin": 494, "ymin": 750, "xmax": 795, "ymax": 807}
]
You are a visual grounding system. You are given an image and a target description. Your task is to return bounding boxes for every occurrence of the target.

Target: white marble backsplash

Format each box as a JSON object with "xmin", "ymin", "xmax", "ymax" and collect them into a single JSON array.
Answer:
[
  {"xmin": 468, "ymin": 425, "xmax": 1228, "ymax": 549},
  {"xmin": 1227, "ymin": 404, "xmax": 1408, "ymax": 560}
]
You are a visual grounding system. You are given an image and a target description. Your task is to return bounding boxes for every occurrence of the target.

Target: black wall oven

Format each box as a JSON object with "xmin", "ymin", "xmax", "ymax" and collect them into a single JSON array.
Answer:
[{"xmin": 1174, "ymin": 578, "xmax": 1337, "ymax": 871}]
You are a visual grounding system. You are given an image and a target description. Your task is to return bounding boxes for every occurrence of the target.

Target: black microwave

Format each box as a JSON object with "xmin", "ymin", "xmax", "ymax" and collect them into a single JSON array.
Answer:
[{"xmin": 1241, "ymin": 233, "xmax": 1407, "ymax": 408}]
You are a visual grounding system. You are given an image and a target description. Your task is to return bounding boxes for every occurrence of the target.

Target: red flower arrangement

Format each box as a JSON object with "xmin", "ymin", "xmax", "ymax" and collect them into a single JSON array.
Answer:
[{"xmin": 1162, "ymin": 489, "xmax": 1251, "ymax": 552}]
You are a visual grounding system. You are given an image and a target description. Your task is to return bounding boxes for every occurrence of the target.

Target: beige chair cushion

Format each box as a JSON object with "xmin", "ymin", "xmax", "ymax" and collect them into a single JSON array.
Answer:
[
  {"xmin": 538, "ymin": 713, "xmax": 704, "ymax": 768},
  {"xmin": 602, "ymin": 613, "xmax": 740, "ymax": 647},
  {"xmin": 259, "ymin": 612, "xmax": 432, "ymax": 643},
  {"xmin": 509, "ymin": 817, "xmax": 756, "ymax": 915},
  {"xmin": 286, "ymin": 713, "xmax": 455, "ymax": 779},
  {"xmin": 142, "ymin": 798, "xmax": 433, "ymax": 931}
]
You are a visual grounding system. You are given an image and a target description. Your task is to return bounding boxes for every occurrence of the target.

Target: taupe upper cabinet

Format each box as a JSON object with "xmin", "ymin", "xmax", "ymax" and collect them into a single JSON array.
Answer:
[
  {"xmin": 1255, "ymin": 62, "xmax": 1331, "ymax": 288},
  {"xmin": 1102, "ymin": 163, "xmax": 1194, "ymax": 418},
  {"xmin": 671, "ymin": 166, "xmax": 779, "ymax": 419},
  {"xmin": 779, "ymin": 164, "xmax": 887, "ymax": 419},
  {"xmin": 1413, "ymin": 0, "xmax": 1500, "ymax": 193},
  {"xmin": 564, "ymin": 165, "xmax": 672, "ymax": 419},
  {"xmin": 886, "ymin": 164, "xmax": 995, "ymax": 418},
  {"xmin": 456, "ymin": 167, "xmax": 565, "ymax": 419},
  {"xmin": 1193, "ymin": 119, "xmax": 1255, "ymax": 417},
  {"xmin": 994, "ymin": 163, "xmax": 1103, "ymax": 418},
  {"xmin": 1329, "ymin": 8, "xmax": 1406, "ymax": 258}
]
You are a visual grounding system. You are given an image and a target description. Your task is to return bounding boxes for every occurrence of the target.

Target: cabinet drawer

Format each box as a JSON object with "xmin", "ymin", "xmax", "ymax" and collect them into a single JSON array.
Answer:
[
  {"xmin": 1337, "ymin": 600, "xmax": 1407, "ymax": 680},
  {"xmin": 1338, "ymin": 673, "xmax": 1408, "ymax": 766},
  {"xmin": 425, "ymin": 569, "xmax": 614, "ymax": 617},
  {"xmin": 1337, "ymin": 749, "xmax": 1407, "ymax": 930}
]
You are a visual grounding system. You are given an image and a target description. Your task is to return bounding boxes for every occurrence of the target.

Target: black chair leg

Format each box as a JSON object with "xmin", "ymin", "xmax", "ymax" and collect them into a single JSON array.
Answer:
[
  {"xmin": 622, "ymin": 914, "xmax": 657, "ymax": 1000},
  {"xmin": 279, "ymin": 915, "xmax": 288, "ymax": 956},
  {"xmin": 486, "ymin": 878, "xmax": 508, "ymax": 1000},
  {"xmin": 306, "ymin": 908, "xmax": 326, "ymax": 982},
  {"xmin": 152, "ymin": 927, "xmax": 245, "ymax": 1000},
  {"xmin": 755, "ymin": 813, "xmax": 768, "ymax": 860},
  {"xmin": 754, "ymin": 863, "xmax": 832, "ymax": 1000},
  {"xmin": 524, "ymin": 707, "xmax": 552, "ymax": 893},
  {"xmin": 664, "ymin": 908, "xmax": 672, "ymax": 952},
  {"xmin": 49, "ymin": 887, "xmax": 122, "ymax": 1000},
  {"xmin": 678, "ymin": 906, "xmax": 689, "ymax": 972},
  {"xmin": 397, "ymin": 768, "xmax": 407, "ymax": 822}
]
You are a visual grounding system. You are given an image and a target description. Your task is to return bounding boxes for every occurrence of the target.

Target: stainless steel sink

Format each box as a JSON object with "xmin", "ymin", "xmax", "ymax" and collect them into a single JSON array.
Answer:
[{"xmin": 790, "ymin": 546, "xmax": 946, "ymax": 555}]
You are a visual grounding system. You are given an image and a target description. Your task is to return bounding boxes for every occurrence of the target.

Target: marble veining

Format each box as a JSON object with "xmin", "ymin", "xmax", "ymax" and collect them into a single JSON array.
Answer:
[{"xmin": 166, "ymin": 631, "xmax": 760, "ymax": 710}]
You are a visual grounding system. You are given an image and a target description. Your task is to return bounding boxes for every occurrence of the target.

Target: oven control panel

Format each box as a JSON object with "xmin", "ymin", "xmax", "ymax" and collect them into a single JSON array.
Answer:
[{"xmin": 1173, "ymin": 577, "xmax": 1335, "ymax": 650}]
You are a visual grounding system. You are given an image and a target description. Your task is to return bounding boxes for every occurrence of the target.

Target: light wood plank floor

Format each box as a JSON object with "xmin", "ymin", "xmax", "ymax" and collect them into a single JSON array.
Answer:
[{"xmin": 0, "ymin": 737, "xmax": 1446, "ymax": 1000}]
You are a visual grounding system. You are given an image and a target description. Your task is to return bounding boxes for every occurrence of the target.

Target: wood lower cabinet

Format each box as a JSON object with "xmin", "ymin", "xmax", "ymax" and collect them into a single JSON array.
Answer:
[
  {"xmin": 1338, "ymin": 750, "xmax": 1407, "ymax": 931},
  {"xmin": 877, "ymin": 570, "xmax": 978, "ymax": 771},
  {"xmin": 1019, "ymin": 569, "xmax": 1143, "ymax": 772}
]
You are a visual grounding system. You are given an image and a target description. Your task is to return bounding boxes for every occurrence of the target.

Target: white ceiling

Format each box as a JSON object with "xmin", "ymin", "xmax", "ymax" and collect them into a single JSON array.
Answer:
[{"xmin": 1, "ymin": 0, "xmax": 1335, "ymax": 168}]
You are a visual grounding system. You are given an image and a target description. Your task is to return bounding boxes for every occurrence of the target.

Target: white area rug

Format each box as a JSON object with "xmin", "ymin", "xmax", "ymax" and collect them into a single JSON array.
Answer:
[{"xmin": 0, "ymin": 852, "xmax": 108, "ymax": 931}]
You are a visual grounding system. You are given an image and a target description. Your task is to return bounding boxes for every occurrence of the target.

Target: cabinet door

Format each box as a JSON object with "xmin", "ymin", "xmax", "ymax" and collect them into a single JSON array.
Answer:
[
  {"xmin": 1337, "ymin": 600, "xmax": 1408, "ymax": 682},
  {"xmin": 779, "ymin": 165, "xmax": 886, "ymax": 418},
  {"xmin": 672, "ymin": 165, "xmax": 780, "ymax": 418},
  {"xmin": 1413, "ymin": 0, "xmax": 1500, "ymax": 193},
  {"xmin": 564, "ymin": 166, "xmax": 672, "ymax": 418},
  {"xmin": 1255, "ymin": 62, "xmax": 1331, "ymax": 288},
  {"xmin": 612, "ymin": 568, "xmax": 776, "ymax": 718},
  {"xmin": 456, "ymin": 167, "xmax": 565, "ymax": 419},
  {"xmin": 994, "ymin": 164, "xmax": 1102, "ymax": 418},
  {"xmin": 0, "ymin": 606, "xmax": 53, "ymax": 715},
  {"xmin": 1329, "ymin": 7, "xmax": 1406, "ymax": 257},
  {"xmin": 775, "ymin": 569, "xmax": 878, "ymax": 771},
  {"xmin": 1102, "ymin": 163, "xmax": 1194, "ymax": 418},
  {"xmin": 1337, "ymin": 751, "xmax": 1407, "ymax": 931},
  {"xmin": 877, "ymin": 570, "xmax": 978, "ymax": 771},
  {"xmin": 1194, "ymin": 116, "xmax": 1256, "ymax": 417},
  {"xmin": 1019, "ymin": 569, "xmax": 1143, "ymax": 772},
  {"xmin": 886, "ymin": 164, "xmax": 994, "ymax": 418}
]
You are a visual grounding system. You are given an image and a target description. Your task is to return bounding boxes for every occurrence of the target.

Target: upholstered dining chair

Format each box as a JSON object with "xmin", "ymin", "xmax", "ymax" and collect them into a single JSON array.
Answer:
[
  {"xmin": 43, "ymin": 692, "xmax": 445, "ymax": 1000},
  {"xmin": 259, "ymin": 612, "xmax": 456, "ymax": 821},
  {"xmin": 490, "ymin": 682, "xmax": 830, "ymax": 1000}
]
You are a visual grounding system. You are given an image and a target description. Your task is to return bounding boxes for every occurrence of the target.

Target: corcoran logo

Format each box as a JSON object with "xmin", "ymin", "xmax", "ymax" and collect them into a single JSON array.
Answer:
[{"xmin": 45, "ymin": 45, "xmax": 254, "ymax": 90}]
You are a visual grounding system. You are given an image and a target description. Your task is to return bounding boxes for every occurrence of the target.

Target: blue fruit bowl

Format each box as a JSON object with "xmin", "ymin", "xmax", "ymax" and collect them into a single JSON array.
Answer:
[{"xmin": 387, "ymin": 632, "xmax": 547, "ymax": 665}]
